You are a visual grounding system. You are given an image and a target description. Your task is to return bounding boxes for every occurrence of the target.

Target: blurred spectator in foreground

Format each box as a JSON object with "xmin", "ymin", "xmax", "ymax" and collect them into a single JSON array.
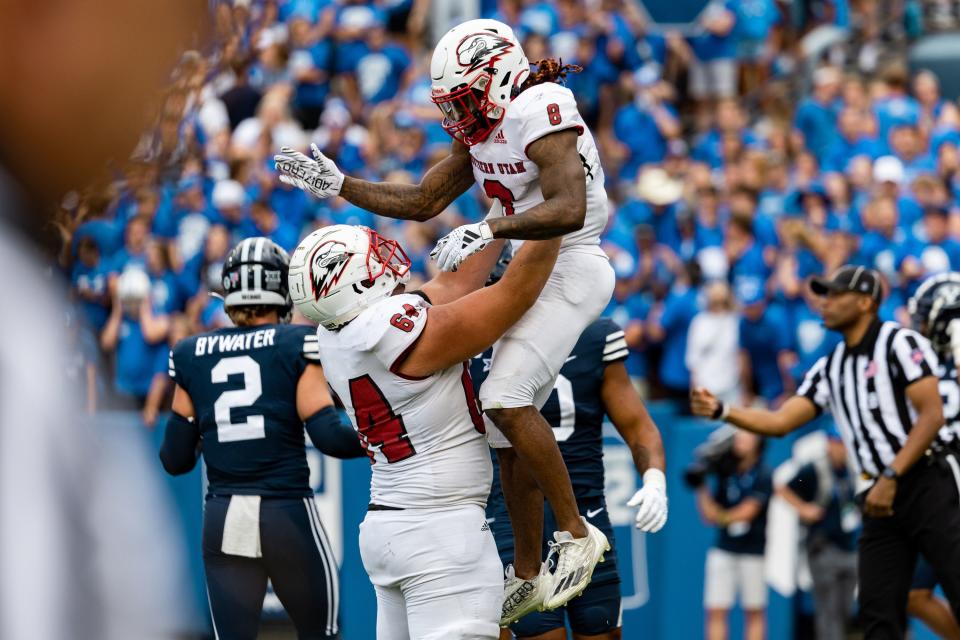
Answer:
[
  {"xmin": 686, "ymin": 280, "xmax": 742, "ymax": 405},
  {"xmin": 690, "ymin": 429, "xmax": 772, "ymax": 640},
  {"xmin": 0, "ymin": 0, "xmax": 202, "ymax": 638},
  {"xmin": 776, "ymin": 429, "xmax": 859, "ymax": 640}
]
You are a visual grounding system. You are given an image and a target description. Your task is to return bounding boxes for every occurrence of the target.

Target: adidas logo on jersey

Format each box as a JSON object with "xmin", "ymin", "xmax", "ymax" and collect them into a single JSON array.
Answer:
[
  {"xmin": 494, "ymin": 130, "xmax": 506, "ymax": 144},
  {"xmin": 480, "ymin": 521, "xmax": 490, "ymax": 532}
]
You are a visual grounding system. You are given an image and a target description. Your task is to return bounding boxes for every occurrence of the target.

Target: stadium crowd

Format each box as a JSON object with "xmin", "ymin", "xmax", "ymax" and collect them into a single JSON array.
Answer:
[{"xmin": 58, "ymin": 0, "xmax": 955, "ymax": 425}]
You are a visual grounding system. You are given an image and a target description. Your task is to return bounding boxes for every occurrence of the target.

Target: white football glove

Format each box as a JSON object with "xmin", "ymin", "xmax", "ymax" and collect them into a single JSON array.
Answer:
[
  {"xmin": 627, "ymin": 469, "xmax": 668, "ymax": 532},
  {"xmin": 273, "ymin": 143, "xmax": 344, "ymax": 199},
  {"xmin": 430, "ymin": 221, "xmax": 495, "ymax": 272}
]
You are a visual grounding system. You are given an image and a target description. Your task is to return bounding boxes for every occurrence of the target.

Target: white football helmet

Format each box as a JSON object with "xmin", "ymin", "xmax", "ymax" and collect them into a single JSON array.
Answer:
[
  {"xmin": 430, "ymin": 19, "xmax": 529, "ymax": 145},
  {"xmin": 288, "ymin": 225, "xmax": 411, "ymax": 329}
]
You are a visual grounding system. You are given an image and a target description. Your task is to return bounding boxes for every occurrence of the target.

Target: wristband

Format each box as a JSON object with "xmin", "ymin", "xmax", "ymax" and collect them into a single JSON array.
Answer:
[
  {"xmin": 478, "ymin": 220, "xmax": 494, "ymax": 241},
  {"xmin": 711, "ymin": 402, "xmax": 730, "ymax": 421},
  {"xmin": 643, "ymin": 468, "xmax": 667, "ymax": 491}
]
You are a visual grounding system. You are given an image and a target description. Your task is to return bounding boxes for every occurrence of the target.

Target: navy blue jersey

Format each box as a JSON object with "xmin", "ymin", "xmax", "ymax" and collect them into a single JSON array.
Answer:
[
  {"xmin": 712, "ymin": 463, "xmax": 773, "ymax": 555},
  {"xmin": 472, "ymin": 318, "xmax": 628, "ymax": 500},
  {"xmin": 169, "ymin": 324, "xmax": 320, "ymax": 497},
  {"xmin": 936, "ymin": 356, "xmax": 960, "ymax": 442}
]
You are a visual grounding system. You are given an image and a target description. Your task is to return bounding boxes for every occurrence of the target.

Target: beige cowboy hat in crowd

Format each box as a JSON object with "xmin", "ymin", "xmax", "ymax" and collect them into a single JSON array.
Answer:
[{"xmin": 636, "ymin": 167, "xmax": 683, "ymax": 206}]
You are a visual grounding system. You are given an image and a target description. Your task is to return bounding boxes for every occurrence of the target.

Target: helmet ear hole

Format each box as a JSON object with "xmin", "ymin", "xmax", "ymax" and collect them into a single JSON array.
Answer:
[{"xmin": 360, "ymin": 278, "xmax": 375, "ymax": 289}]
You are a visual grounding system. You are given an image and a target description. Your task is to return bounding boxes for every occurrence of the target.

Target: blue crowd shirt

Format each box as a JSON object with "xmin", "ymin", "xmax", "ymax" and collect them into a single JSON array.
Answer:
[
  {"xmin": 292, "ymin": 41, "xmax": 334, "ymax": 108},
  {"xmin": 613, "ymin": 101, "xmax": 676, "ymax": 179},
  {"xmin": 688, "ymin": 0, "xmax": 738, "ymax": 61},
  {"xmin": 606, "ymin": 293, "xmax": 652, "ymax": 379},
  {"xmin": 356, "ymin": 44, "xmax": 410, "ymax": 104},
  {"xmin": 519, "ymin": 1, "xmax": 560, "ymax": 36},
  {"xmin": 730, "ymin": 242, "xmax": 770, "ymax": 297},
  {"xmin": 71, "ymin": 262, "xmax": 111, "ymax": 331},
  {"xmin": 823, "ymin": 135, "xmax": 881, "ymax": 173},
  {"xmin": 734, "ymin": 0, "xmax": 779, "ymax": 41},
  {"xmin": 73, "ymin": 220, "xmax": 123, "ymax": 258},
  {"xmin": 794, "ymin": 97, "xmax": 841, "ymax": 162},
  {"xmin": 740, "ymin": 303, "xmax": 791, "ymax": 402},
  {"xmin": 658, "ymin": 286, "xmax": 699, "ymax": 390},
  {"xmin": 115, "ymin": 311, "xmax": 169, "ymax": 399},
  {"xmin": 334, "ymin": 5, "xmax": 386, "ymax": 73},
  {"xmin": 873, "ymin": 95, "xmax": 921, "ymax": 142}
]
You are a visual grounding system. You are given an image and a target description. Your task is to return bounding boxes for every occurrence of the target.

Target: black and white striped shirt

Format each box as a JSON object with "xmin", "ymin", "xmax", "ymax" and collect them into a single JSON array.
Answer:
[{"xmin": 797, "ymin": 319, "xmax": 945, "ymax": 478}]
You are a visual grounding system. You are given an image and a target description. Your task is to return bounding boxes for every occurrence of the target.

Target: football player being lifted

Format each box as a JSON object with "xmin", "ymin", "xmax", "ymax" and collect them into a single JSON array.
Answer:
[{"xmin": 274, "ymin": 19, "xmax": 654, "ymax": 620}]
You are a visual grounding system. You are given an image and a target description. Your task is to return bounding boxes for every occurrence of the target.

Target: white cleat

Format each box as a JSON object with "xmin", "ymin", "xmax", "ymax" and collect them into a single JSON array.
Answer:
[
  {"xmin": 500, "ymin": 561, "xmax": 552, "ymax": 627},
  {"xmin": 542, "ymin": 516, "xmax": 610, "ymax": 610}
]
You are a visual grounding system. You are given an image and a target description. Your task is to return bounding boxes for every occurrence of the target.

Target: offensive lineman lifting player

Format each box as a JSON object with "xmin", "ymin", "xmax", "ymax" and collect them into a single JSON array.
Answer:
[
  {"xmin": 275, "ymin": 19, "xmax": 671, "ymax": 621},
  {"xmin": 287, "ymin": 224, "xmax": 561, "ymax": 638}
]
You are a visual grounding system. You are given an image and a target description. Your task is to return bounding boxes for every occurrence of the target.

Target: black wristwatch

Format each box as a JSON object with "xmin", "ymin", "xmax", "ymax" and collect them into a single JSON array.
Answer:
[{"xmin": 880, "ymin": 466, "xmax": 899, "ymax": 481}]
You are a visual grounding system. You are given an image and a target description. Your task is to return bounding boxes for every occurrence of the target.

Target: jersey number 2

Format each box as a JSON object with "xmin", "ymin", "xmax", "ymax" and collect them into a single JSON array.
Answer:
[
  {"xmin": 349, "ymin": 375, "xmax": 416, "ymax": 463},
  {"xmin": 211, "ymin": 355, "xmax": 266, "ymax": 442}
]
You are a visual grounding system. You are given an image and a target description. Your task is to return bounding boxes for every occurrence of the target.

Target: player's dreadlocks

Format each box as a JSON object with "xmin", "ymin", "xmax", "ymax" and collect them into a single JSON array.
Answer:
[{"xmin": 519, "ymin": 58, "xmax": 582, "ymax": 93}]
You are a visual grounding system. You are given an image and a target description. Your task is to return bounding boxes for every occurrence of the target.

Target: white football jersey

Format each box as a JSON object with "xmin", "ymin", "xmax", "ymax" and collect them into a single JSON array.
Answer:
[
  {"xmin": 314, "ymin": 293, "xmax": 493, "ymax": 509},
  {"xmin": 469, "ymin": 82, "xmax": 607, "ymax": 249}
]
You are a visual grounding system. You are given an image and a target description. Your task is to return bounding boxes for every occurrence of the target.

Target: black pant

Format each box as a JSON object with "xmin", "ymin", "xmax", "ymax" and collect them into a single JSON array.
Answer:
[
  {"xmin": 858, "ymin": 455, "xmax": 960, "ymax": 638},
  {"xmin": 203, "ymin": 495, "xmax": 339, "ymax": 639}
]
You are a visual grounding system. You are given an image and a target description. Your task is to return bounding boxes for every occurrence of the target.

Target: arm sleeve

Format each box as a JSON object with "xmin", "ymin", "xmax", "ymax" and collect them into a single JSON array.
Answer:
[
  {"xmin": 515, "ymin": 84, "xmax": 585, "ymax": 156},
  {"xmin": 796, "ymin": 355, "xmax": 832, "ymax": 415},
  {"xmin": 599, "ymin": 319, "xmax": 629, "ymax": 365},
  {"xmin": 159, "ymin": 412, "xmax": 200, "ymax": 475},
  {"xmin": 890, "ymin": 329, "xmax": 937, "ymax": 383},
  {"xmin": 167, "ymin": 341, "xmax": 190, "ymax": 389},
  {"xmin": 305, "ymin": 406, "xmax": 366, "ymax": 459},
  {"xmin": 300, "ymin": 328, "xmax": 323, "ymax": 374}
]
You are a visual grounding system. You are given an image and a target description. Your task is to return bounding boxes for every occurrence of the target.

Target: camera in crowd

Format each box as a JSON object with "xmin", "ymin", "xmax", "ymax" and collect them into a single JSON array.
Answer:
[{"xmin": 683, "ymin": 426, "xmax": 742, "ymax": 488}]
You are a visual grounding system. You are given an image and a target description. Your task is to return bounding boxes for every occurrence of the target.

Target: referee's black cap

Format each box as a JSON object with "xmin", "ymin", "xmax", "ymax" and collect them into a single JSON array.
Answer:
[{"xmin": 810, "ymin": 265, "xmax": 884, "ymax": 303}]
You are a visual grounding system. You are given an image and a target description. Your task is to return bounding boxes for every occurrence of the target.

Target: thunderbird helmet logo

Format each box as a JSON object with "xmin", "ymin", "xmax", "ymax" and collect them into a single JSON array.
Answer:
[
  {"xmin": 456, "ymin": 33, "xmax": 512, "ymax": 74},
  {"xmin": 309, "ymin": 241, "xmax": 352, "ymax": 299}
]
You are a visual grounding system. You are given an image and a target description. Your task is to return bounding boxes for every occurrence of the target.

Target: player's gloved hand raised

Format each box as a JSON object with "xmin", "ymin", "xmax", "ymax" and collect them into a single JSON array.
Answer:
[
  {"xmin": 273, "ymin": 144, "xmax": 344, "ymax": 199},
  {"xmin": 430, "ymin": 221, "xmax": 495, "ymax": 272},
  {"xmin": 627, "ymin": 469, "xmax": 668, "ymax": 532}
]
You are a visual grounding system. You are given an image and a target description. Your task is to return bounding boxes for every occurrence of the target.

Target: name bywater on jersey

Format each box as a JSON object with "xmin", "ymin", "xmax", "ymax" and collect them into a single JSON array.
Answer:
[{"xmin": 194, "ymin": 328, "xmax": 277, "ymax": 356}]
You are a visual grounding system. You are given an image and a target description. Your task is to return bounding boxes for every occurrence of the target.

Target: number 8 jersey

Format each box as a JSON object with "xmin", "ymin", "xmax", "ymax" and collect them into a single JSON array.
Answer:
[
  {"xmin": 468, "ymin": 82, "xmax": 607, "ymax": 250},
  {"xmin": 314, "ymin": 292, "xmax": 493, "ymax": 510},
  {"xmin": 168, "ymin": 323, "xmax": 320, "ymax": 497}
]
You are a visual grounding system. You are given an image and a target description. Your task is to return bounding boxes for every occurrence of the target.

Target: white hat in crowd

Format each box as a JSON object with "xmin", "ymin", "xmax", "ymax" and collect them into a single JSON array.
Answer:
[
  {"xmin": 637, "ymin": 167, "xmax": 683, "ymax": 206},
  {"xmin": 873, "ymin": 155, "xmax": 905, "ymax": 185},
  {"xmin": 212, "ymin": 180, "xmax": 247, "ymax": 210}
]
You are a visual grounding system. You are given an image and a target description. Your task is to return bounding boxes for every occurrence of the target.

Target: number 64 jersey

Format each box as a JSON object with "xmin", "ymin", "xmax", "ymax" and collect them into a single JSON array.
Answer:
[
  {"xmin": 468, "ymin": 81, "xmax": 607, "ymax": 250},
  {"xmin": 314, "ymin": 292, "xmax": 493, "ymax": 510}
]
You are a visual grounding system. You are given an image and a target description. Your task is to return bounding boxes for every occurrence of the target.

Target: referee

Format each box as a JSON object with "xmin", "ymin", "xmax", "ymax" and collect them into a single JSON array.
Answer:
[{"xmin": 691, "ymin": 265, "xmax": 960, "ymax": 638}]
